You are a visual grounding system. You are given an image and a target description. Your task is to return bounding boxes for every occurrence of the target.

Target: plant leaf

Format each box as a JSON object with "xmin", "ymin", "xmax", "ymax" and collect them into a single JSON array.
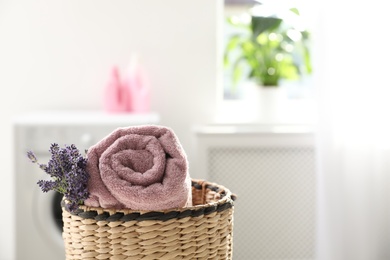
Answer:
[
  {"xmin": 233, "ymin": 62, "xmax": 244, "ymax": 86},
  {"xmin": 226, "ymin": 15, "xmax": 251, "ymax": 29},
  {"xmin": 251, "ymin": 16, "xmax": 283, "ymax": 37},
  {"xmin": 289, "ymin": 8, "xmax": 300, "ymax": 15},
  {"xmin": 226, "ymin": 34, "xmax": 243, "ymax": 52},
  {"xmin": 303, "ymin": 46, "xmax": 312, "ymax": 73}
]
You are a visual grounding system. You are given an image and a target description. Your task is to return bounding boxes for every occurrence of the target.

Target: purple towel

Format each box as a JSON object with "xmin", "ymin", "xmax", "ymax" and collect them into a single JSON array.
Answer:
[{"xmin": 84, "ymin": 125, "xmax": 192, "ymax": 210}]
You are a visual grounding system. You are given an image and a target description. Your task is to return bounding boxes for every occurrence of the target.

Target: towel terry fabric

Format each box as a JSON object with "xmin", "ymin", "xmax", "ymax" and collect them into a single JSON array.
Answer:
[{"xmin": 84, "ymin": 125, "xmax": 192, "ymax": 210}]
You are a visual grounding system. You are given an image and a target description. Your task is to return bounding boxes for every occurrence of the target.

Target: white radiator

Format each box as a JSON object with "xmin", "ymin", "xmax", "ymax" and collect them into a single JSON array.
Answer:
[{"xmin": 194, "ymin": 125, "xmax": 316, "ymax": 260}]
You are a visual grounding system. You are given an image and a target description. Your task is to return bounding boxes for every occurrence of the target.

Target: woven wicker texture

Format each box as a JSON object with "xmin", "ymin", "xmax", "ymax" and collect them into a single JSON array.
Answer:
[{"xmin": 62, "ymin": 179, "xmax": 235, "ymax": 260}]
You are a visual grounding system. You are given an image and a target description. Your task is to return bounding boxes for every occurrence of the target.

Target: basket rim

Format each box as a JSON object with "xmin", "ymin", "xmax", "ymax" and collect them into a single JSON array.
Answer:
[{"xmin": 62, "ymin": 179, "xmax": 235, "ymax": 222}]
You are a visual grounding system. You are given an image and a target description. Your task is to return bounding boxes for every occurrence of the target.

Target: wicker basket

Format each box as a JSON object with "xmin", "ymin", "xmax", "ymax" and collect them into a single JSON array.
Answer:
[{"xmin": 62, "ymin": 179, "xmax": 236, "ymax": 260}]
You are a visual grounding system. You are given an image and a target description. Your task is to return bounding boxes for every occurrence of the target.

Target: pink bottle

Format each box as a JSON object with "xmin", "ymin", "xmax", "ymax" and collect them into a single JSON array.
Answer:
[
  {"xmin": 123, "ymin": 55, "xmax": 150, "ymax": 113},
  {"xmin": 103, "ymin": 66, "xmax": 129, "ymax": 113}
]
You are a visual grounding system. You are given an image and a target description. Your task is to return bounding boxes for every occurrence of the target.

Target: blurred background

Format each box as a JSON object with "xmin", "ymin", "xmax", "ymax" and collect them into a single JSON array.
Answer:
[{"xmin": 2, "ymin": 0, "xmax": 390, "ymax": 259}]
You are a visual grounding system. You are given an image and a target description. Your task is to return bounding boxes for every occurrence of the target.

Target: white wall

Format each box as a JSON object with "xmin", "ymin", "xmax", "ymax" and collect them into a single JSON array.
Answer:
[{"xmin": 0, "ymin": 1, "xmax": 222, "ymax": 259}]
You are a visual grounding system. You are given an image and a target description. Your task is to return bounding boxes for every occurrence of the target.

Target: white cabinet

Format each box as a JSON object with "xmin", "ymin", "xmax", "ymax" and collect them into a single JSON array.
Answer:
[{"xmin": 194, "ymin": 125, "xmax": 316, "ymax": 260}]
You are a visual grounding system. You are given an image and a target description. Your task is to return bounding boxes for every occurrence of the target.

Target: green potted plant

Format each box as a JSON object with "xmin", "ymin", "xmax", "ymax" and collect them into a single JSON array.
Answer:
[{"xmin": 224, "ymin": 5, "xmax": 312, "ymax": 88}]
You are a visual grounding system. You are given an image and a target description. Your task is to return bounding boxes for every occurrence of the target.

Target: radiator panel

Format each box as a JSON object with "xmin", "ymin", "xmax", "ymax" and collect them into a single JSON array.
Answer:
[{"xmin": 208, "ymin": 147, "xmax": 315, "ymax": 260}]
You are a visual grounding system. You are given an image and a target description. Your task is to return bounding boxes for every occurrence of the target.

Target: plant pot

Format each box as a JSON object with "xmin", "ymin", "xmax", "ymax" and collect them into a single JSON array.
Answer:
[
  {"xmin": 62, "ymin": 179, "xmax": 236, "ymax": 260},
  {"xmin": 243, "ymin": 83, "xmax": 288, "ymax": 123}
]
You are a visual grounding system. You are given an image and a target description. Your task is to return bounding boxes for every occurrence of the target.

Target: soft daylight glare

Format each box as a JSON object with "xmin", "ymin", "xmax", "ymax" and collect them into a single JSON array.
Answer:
[
  {"xmin": 315, "ymin": 0, "xmax": 390, "ymax": 148},
  {"xmin": 315, "ymin": 0, "xmax": 390, "ymax": 259}
]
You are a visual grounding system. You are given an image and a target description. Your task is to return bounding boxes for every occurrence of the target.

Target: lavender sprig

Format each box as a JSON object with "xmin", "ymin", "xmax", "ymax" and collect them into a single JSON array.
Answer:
[{"xmin": 27, "ymin": 143, "xmax": 89, "ymax": 212}]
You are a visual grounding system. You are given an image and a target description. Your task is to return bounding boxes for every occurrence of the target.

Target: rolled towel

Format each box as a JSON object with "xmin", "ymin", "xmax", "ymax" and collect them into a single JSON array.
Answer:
[{"xmin": 85, "ymin": 125, "xmax": 192, "ymax": 210}]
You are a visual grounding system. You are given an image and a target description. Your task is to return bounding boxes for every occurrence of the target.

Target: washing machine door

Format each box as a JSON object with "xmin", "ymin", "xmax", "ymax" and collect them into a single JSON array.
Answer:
[{"xmin": 32, "ymin": 172, "xmax": 65, "ymax": 259}]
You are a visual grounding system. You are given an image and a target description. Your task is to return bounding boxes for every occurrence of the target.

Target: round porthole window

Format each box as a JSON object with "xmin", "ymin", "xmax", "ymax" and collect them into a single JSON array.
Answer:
[
  {"xmin": 52, "ymin": 192, "xmax": 64, "ymax": 233},
  {"xmin": 32, "ymin": 182, "xmax": 65, "ymax": 251}
]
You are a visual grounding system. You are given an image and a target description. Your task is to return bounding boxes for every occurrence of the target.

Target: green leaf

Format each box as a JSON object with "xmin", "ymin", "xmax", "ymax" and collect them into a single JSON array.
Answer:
[
  {"xmin": 226, "ymin": 15, "xmax": 251, "ymax": 29},
  {"xmin": 229, "ymin": 54, "xmax": 247, "ymax": 86},
  {"xmin": 251, "ymin": 16, "xmax": 283, "ymax": 37},
  {"xmin": 242, "ymin": 41, "xmax": 256, "ymax": 57},
  {"xmin": 289, "ymin": 8, "xmax": 300, "ymax": 15},
  {"xmin": 226, "ymin": 35, "xmax": 242, "ymax": 52},
  {"xmin": 303, "ymin": 47, "xmax": 312, "ymax": 74},
  {"xmin": 279, "ymin": 58, "xmax": 299, "ymax": 80},
  {"xmin": 256, "ymin": 33, "xmax": 268, "ymax": 45},
  {"xmin": 223, "ymin": 52, "xmax": 230, "ymax": 68},
  {"xmin": 249, "ymin": 69, "xmax": 255, "ymax": 78},
  {"xmin": 226, "ymin": 16, "xmax": 238, "ymax": 26},
  {"xmin": 232, "ymin": 63, "xmax": 244, "ymax": 86}
]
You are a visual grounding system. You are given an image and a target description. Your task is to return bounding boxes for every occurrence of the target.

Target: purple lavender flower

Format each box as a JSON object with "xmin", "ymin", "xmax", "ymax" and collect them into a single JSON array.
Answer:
[
  {"xmin": 27, "ymin": 144, "xmax": 89, "ymax": 213},
  {"xmin": 37, "ymin": 180, "xmax": 57, "ymax": 193},
  {"xmin": 27, "ymin": 151, "xmax": 37, "ymax": 163}
]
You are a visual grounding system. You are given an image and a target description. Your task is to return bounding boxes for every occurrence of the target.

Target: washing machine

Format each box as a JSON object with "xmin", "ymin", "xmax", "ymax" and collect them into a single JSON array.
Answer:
[{"xmin": 13, "ymin": 111, "xmax": 159, "ymax": 260}]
